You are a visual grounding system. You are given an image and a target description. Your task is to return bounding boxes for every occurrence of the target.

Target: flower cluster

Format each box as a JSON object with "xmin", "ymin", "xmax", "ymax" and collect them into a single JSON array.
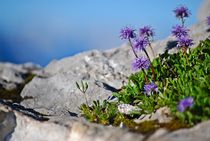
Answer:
[
  {"xmin": 177, "ymin": 36, "xmax": 193, "ymax": 48},
  {"xmin": 139, "ymin": 26, "xmax": 155, "ymax": 38},
  {"xmin": 120, "ymin": 25, "xmax": 158, "ymax": 97},
  {"xmin": 143, "ymin": 82, "xmax": 158, "ymax": 96},
  {"xmin": 172, "ymin": 25, "xmax": 189, "ymax": 38},
  {"xmin": 120, "ymin": 25, "xmax": 155, "ymax": 72},
  {"xmin": 120, "ymin": 26, "xmax": 154, "ymax": 52},
  {"xmin": 120, "ymin": 27, "xmax": 136, "ymax": 40},
  {"xmin": 172, "ymin": 6, "xmax": 193, "ymax": 49},
  {"xmin": 132, "ymin": 57, "xmax": 150, "ymax": 71},
  {"xmin": 173, "ymin": 6, "xmax": 191, "ymax": 20},
  {"xmin": 134, "ymin": 37, "xmax": 149, "ymax": 51},
  {"xmin": 178, "ymin": 97, "xmax": 194, "ymax": 112}
]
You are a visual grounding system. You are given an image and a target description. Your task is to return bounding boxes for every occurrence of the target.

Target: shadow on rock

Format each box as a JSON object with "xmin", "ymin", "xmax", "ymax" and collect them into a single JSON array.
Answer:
[
  {"xmin": 95, "ymin": 80, "xmax": 120, "ymax": 93},
  {"xmin": 0, "ymin": 73, "xmax": 35, "ymax": 103},
  {"xmin": 0, "ymin": 100, "xmax": 49, "ymax": 121},
  {"xmin": 166, "ymin": 40, "xmax": 178, "ymax": 50}
]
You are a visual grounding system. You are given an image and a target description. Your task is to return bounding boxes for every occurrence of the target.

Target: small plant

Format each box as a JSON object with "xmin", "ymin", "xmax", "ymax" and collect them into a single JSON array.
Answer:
[
  {"xmin": 76, "ymin": 80, "xmax": 89, "ymax": 105},
  {"xmin": 79, "ymin": 100, "xmax": 119, "ymax": 125},
  {"xmin": 79, "ymin": 5, "xmax": 210, "ymax": 133}
]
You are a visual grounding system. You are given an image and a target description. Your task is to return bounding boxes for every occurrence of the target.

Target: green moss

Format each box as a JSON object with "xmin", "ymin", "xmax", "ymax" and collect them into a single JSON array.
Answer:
[
  {"xmin": 81, "ymin": 103, "xmax": 189, "ymax": 135},
  {"xmin": 114, "ymin": 115, "xmax": 189, "ymax": 135},
  {"xmin": 0, "ymin": 73, "xmax": 35, "ymax": 103}
]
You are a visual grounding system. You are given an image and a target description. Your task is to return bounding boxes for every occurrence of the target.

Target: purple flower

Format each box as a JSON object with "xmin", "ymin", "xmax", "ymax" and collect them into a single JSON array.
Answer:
[
  {"xmin": 207, "ymin": 16, "xmax": 210, "ymax": 26},
  {"xmin": 172, "ymin": 25, "xmax": 189, "ymax": 38},
  {"xmin": 132, "ymin": 57, "xmax": 150, "ymax": 71},
  {"xmin": 178, "ymin": 97, "xmax": 194, "ymax": 112},
  {"xmin": 139, "ymin": 26, "xmax": 155, "ymax": 37},
  {"xmin": 143, "ymin": 82, "xmax": 158, "ymax": 96},
  {"xmin": 177, "ymin": 36, "xmax": 193, "ymax": 48},
  {"xmin": 134, "ymin": 37, "xmax": 149, "ymax": 51},
  {"xmin": 173, "ymin": 6, "xmax": 191, "ymax": 19},
  {"xmin": 120, "ymin": 27, "xmax": 136, "ymax": 40}
]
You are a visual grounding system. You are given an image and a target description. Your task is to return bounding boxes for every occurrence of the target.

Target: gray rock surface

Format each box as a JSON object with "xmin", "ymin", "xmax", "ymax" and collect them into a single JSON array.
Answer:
[
  {"xmin": 20, "ymin": 48, "xmax": 134, "ymax": 117},
  {"xmin": 134, "ymin": 107, "xmax": 172, "ymax": 124},
  {"xmin": 1, "ymin": 101, "xmax": 210, "ymax": 141},
  {"xmin": 21, "ymin": 74, "xmax": 113, "ymax": 116},
  {"xmin": 118, "ymin": 104, "xmax": 141, "ymax": 115},
  {"xmin": 0, "ymin": 62, "xmax": 41, "ymax": 90},
  {"xmin": 0, "ymin": 109, "xmax": 16, "ymax": 141},
  {"xmin": 0, "ymin": 102, "xmax": 145, "ymax": 141},
  {"xmin": 147, "ymin": 121, "xmax": 210, "ymax": 141}
]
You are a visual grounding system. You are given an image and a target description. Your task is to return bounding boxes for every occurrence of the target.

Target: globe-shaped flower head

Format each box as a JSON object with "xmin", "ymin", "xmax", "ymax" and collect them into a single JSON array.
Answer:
[
  {"xmin": 178, "ymin": 97, "xmax": 194, "ymax": 112},
  {"xmin": 177, "ymin": 36, "xmax": 193, "ymax": 48},
  {"xmin": 173, "ymin": 6, "xmax": 191, "ymax": 19},
  {"xmin": 143, "ymin": 82, "xmax": 158, "ymax": 96},
  {"xmin": 132, "ymin": 57, "xmax": 150, "ymax": 71},
  {"xmin": 120, "ymin": 27, "xmax": 136, "ymax": 40},
  {"xmin": 172, "ymin": 25, "xmax": 189, "ymax": 38},
  {"xmin": 134, "ymin": 37, "xmax": 149, "ymax": 51},
  {"xmin": 139, "ymin": 26, "xmax": 154, "ymax": 37}
]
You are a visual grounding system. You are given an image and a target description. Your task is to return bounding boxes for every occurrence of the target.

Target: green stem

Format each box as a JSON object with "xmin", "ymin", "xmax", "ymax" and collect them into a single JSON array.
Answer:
[
  {"xmin": 143, "ymin": 49, "xmax": 156, "ymax": 81},
  {"xmin": 128, "ymin": 38, "xmax": 150, "ymax": 83},
  {"xmin": 145, "ymin": 36, "xmax": 156, "ymax": 59},
  {"xmin": 143, "ymin": 49, "xmax": 151, "ymax": 63},
  {"xmin": 181, "ymin": 18, "xmax": 185, "ymax": 27},
  {"xmin": 142, "ymin": 69, "xmax": 149, "ymax": 83},
  {"xmin": 128, "ymin": 38, "xmax": 138, "ymax": 58},
  {"xmin": 184, "ymin": 49, "xmax": 189, "ymax": 66},
  {"xmin": 84, "ymin": 93, "xmax": 89, "ymax": 105},
  {"xmin": 149, "ymin": 43, "xmax": 156, "ymax": 58}
]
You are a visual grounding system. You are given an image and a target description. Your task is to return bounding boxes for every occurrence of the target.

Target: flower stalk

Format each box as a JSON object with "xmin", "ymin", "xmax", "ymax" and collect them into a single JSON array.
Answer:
[
  {"xmin": 128, "ymin": 38, "xmax": 138, "ymax": 58},
  {"xmin": 143, "ymin": 48, "xmax": 156, "ymax": 81},
  {"xmin": 172, "ymin": 6, "xmax": 193, "ymax": 53},
  {"xmin": 148, "ymin": 42, "xmax": 156, "ymax": 58}
]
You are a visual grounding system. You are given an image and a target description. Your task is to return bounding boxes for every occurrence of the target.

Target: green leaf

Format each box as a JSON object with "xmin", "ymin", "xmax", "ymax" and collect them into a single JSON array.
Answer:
[
  {"xmin": 76, "ymin": 82, "xmax": 80, "ymax": 90},
  {"xmin": 85, "ymin": 82, "xmax": 89, "ymax": 91}
]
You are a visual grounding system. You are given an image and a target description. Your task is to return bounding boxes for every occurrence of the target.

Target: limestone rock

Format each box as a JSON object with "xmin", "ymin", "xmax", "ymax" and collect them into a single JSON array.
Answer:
[
  {"xmin": 118, "ymin": 104, "xmax": 141, "ymax": 115},
  {"xmin": 20, "ymin": 73, "xmax": 113, "ymax": 115},
  {"xmin": 0, "ymin": 102, "xmax": 145, "ymax": 141},
  {"xmin": 2, "ymin": 102, "xmax": 210, "ymax": 141},
  {"xmin": 0, "ymin": 62, "xmax": 41, "ymax": 90},
  {"xmin": 147, "ymin": 120, "xmax": 210, "ymax": 141},
  {"xmin": 0, "ymin": 105, "xmax": 16, "ymax": 141},
  {"xmin": 134, "ymin": 107, "xmax": 172, "ymax": 124}
]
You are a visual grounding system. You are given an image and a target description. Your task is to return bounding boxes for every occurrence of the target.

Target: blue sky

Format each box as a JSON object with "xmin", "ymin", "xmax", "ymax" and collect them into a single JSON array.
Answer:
[{"xmin": 0, "ymin": 0, "xmax": 203, "ymax": 66}]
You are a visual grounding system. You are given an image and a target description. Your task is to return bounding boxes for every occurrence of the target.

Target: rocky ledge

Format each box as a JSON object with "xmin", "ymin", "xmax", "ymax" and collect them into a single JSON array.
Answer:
[{"xmin": 1, "ymin": 101, "xmax": 210, "ymax": 141}]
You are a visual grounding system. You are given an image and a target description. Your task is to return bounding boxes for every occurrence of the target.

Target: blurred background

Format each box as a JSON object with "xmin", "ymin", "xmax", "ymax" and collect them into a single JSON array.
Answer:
[{"xmin": 0, "ymin": 0, "xmax": 204, "ymax": 66}]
